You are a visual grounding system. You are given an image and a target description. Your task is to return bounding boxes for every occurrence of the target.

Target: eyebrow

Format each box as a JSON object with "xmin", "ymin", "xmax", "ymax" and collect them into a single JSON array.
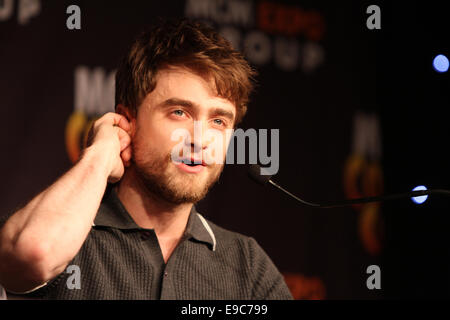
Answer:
[
  {"xmin": 160, "ymin": 98, "xmax": 235, "ymax": 122},
  {"xmin": 161, "ymin": 98, "xmax": 194, "ymax": 109}
]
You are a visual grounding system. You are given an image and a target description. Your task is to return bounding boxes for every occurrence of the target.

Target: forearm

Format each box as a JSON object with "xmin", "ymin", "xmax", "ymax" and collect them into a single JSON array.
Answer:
[{"xmin": 0, "ymin": 144, "xmax": 112, "ymax": 291}]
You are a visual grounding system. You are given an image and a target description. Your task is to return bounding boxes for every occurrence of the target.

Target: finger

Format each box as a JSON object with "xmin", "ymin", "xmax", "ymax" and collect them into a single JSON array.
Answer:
[
  {"xmin": 98, "ymin": 112, "xmax": 131, "ymax": 133},
  {"xmin": 108, "ymin": 174, "xmax": 121, "ymax": 184},
  {"xmin": 107, "ymin": 166, "xmax": 124, "ymax": 184},
  {"xmin": 117, "ymin": 127, "xmax": 131, "ymax": 151},
  {"xmin": 112, "ymin": 113, "xmax": 131, "ymax": 133},
  {"xmin": 121, "ymin": 145, "xmax": 132, "ymax": 163}
]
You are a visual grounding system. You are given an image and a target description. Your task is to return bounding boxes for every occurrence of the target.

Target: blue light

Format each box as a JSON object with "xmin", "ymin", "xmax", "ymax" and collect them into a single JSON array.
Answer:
[
  {"xmin": 411, "ymin": 185, "xmax": 428, "ymax": 204},
  {"xmin": 433, "ymin": 54, "xmax": 449, "ymax": 73}
]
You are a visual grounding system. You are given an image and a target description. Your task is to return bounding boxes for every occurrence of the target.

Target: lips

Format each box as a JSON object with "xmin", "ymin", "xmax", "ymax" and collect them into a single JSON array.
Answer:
[
  {"xmin": 174, "ymin": 157, "xmax": 206, "ymax": 173},
  {"xmin": 181, "ymin": 157, "xmax": 206, "ymax": 166}
]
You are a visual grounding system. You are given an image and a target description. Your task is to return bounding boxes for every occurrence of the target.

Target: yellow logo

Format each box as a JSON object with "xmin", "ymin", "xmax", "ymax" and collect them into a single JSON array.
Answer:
[
  {"xmin": 344, "ymin": 112, "xmax": 384, "ymax": 256},
  {"xmin": 65, "ymin": 66, "xmax": 115, "ymax": 163}
]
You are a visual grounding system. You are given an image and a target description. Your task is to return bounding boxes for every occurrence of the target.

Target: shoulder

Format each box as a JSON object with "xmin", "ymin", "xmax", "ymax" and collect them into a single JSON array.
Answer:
[
  {"xmin": 200, "ymin": 216, "xmax": 274, "ymax": 266},
  {"xmin": 202, "ymin": 217, "xmax": 293, "ymax": 300}
]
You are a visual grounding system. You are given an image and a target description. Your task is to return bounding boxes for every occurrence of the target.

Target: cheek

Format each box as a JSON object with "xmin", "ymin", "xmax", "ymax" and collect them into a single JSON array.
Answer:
[
  {"xmin": 134, "ymin": 124, "xmax": 183, "ymax": 157},
  {"xmin": 213, "ymin": 130, "xmax": 233, "ymax": 153},
  {"xmin": 132, "ymin": 125, "xmax": 157, "ymax": 158}
]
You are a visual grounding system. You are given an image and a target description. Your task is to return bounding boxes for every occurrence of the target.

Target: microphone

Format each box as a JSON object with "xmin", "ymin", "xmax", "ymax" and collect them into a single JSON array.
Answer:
[{"xmin": 248, "ymin": 164, "xmax": 450, "ymax": 208}]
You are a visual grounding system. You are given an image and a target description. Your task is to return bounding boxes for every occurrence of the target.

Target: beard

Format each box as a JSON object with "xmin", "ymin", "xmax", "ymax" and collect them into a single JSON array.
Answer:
[{"xmin": 132, "ymin": 144, "xmax": 224, "ymax": 205}]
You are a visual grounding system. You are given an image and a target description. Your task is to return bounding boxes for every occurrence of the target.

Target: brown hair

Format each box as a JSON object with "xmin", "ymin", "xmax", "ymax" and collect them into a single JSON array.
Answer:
[{"xmin": 115, "ymin": 18, "xmax": 256, "ymax": 125}]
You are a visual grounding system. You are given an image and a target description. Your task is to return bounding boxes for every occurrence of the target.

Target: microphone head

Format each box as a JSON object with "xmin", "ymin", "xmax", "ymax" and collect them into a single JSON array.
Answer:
[{"xmin": 247, "ymin": 164, "xmax": 273, "ymax": 185}]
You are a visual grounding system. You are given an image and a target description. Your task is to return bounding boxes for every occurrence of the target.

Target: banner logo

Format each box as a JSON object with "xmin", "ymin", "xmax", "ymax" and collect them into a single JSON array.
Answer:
[{"xmin": 185, "ymin": 0, "xmax": 326, "ymax": 73}]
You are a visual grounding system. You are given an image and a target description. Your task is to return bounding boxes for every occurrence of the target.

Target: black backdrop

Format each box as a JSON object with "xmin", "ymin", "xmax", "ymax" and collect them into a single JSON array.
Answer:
[{"xmin": 1, "ymin": 0, "xmax": 449, "ymax": 299}]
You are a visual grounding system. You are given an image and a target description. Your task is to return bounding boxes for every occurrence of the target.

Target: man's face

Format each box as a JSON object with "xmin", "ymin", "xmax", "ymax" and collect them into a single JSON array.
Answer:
[{"xmin": 130, "ymin": 67, "xmax": 236, "ymax": 204}]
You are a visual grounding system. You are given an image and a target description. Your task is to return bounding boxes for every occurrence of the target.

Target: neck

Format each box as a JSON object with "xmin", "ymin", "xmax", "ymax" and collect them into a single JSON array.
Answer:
[{"xmin": 115, "ymin": 165, "xmax": 193, "ymax": 241}]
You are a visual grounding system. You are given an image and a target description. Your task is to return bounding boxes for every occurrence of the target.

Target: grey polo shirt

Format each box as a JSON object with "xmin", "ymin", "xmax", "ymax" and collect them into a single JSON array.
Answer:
[{"xmin": 2, "ymin": 185, "xmax": 293, "ymax": 300}]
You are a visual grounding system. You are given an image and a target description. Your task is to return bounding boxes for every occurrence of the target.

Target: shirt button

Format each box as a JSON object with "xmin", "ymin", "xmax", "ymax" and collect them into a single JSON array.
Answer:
[{"xmin": 164, "ymin": 271, "xmax": 168, "ymax": 277}]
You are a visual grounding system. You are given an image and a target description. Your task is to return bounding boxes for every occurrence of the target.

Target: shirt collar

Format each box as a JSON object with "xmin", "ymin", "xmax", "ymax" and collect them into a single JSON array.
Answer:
[
  {"xmin": 94, "ymin": 185, "xmax": 216, "ymax": 251},
  {"xmin": 185, "ymin": 206, "xmax": 217, "ymax": 251},
  {"xmin": 93, "ymin": 185, "xmax": 140, "ymax": 229}
]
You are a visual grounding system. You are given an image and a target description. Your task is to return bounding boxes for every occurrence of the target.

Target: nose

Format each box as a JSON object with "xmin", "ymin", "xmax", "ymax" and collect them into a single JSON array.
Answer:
[{"xmin": 186, "ymin": 120, "xmax": 209, "ymax": 154}]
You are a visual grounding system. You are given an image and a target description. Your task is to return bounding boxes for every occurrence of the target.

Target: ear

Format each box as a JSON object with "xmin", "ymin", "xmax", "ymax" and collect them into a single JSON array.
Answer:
[{"xmin": 116, "ymin": 104, "xmax": 136, "ymax": 137}]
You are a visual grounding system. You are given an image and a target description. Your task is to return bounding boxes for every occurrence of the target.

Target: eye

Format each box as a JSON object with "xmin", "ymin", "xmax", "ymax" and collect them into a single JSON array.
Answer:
[
  {"xmin": 173, "ymin": 109, "xmax": 185, "ymax": 117},
  {"xmin": 213, "ymin": 119, "xmax": 224, "ymax": 126}
]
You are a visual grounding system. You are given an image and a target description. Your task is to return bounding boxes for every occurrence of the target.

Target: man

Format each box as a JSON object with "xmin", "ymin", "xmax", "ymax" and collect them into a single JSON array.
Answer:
[{"xmin": 0, "ymin": 19, "xmax": 293, "ymax": 299}]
